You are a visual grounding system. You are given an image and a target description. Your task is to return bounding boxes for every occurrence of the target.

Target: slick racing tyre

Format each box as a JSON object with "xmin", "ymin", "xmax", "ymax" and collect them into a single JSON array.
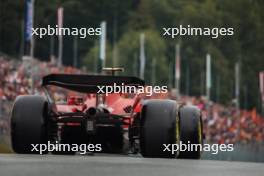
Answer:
[
  {"xmin": 140, "ymin": 99, "xmax": 178, "ymax": 158},
  {"xmin": 178, "ymin": 105, "xmax": 203, "ymax": 159},
  {"xmin": 11, "ymin": 95, "xmax": 49, "ymax": 154}
]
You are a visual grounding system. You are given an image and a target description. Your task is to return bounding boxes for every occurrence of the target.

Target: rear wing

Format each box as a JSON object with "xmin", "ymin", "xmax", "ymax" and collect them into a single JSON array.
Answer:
[{"xmin": 42, "ymin": 74, "xmax": 145, "ymax": 93}]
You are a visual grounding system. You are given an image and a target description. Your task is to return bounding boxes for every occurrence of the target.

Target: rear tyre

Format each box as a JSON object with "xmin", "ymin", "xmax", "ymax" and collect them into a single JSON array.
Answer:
[
  {"xmin": 11, "ymin": 95, "xmax": 49, "ymax": 154},
  {"xmin": 178, "ymin": 106, "xmax": 203, "ymax": 159},
  {"xmin": 140, "ymin": 100, "xmax": 178, "ymax": 158}
]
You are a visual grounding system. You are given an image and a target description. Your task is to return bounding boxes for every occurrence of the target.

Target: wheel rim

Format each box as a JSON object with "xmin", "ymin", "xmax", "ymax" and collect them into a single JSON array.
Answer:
[
  {"xmin": 175, "ymin": 113, "xmax": 180, "ymax": 157},
  {"xmin": 197, "ymin": 118, "xmax": 202, "ymax": 158},
  {"xmin": 198, "ymin": 119, "xmax": 202, "ymax": 144}
]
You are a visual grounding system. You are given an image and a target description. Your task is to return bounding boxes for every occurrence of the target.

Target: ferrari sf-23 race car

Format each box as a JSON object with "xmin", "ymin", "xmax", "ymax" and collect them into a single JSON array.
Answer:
[{"xmin": 10, "ymin": 69, "xmax": 203, "ymax": 159}]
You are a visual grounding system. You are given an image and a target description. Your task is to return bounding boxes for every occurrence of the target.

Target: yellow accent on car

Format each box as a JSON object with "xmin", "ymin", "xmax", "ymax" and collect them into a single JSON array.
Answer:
[
  {"xmin": 175, "ymin": 113, "xmax": 180, "ymax": 156},
  {"xmin": 198, "ymin": 119, "xmax": 202, "ymax": 144}
]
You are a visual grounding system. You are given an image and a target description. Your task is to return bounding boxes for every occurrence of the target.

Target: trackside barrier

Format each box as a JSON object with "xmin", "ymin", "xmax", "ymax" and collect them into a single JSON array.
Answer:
[
  {"xmin": 0, "ymin": 100, "xmax": 11, "ymax": 145},
  {"xmin": 0, "ymin": 99, "xmax": 264, "ymax": 161},
  {"xmin": 202, "ymin": 143, "xmax": 264, "ymax": 162}
]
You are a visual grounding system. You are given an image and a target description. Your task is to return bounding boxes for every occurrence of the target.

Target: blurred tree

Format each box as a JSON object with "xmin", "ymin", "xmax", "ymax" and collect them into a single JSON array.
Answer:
[
  {"xmin": 116, "ymin": 29, "xmax": 168, "ymax": 86},
  {"xmin": 1, "ymin": 0, "xmax": 264, "ymax": 109},
  {"xmin": 0, "ymin": 0, "xmax": 24, "ymax": 57}
]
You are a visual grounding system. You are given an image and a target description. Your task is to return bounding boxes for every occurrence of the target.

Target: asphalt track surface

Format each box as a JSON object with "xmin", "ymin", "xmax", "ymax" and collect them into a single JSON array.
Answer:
[{"xmin": 0, "ymin": 154, "xmax": 263, "ymax": 176}]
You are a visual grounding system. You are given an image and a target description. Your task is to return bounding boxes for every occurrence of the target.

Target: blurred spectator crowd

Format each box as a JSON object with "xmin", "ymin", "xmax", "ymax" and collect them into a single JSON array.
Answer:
[
  {"xmin": 0, "ymin": 56, "xmax": 81, "ymax": 136},
  {"xmin": 0, "ymin": 56, "xmax": 263, "ymax": 145},
  {"xmin": 178, "ymin": 96, "xmax": 264, "ymax": 144}
]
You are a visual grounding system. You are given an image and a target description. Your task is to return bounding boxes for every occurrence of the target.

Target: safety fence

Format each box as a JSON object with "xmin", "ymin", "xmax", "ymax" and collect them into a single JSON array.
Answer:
[
  {"xmin": 202, "ymin": 143, "xmax": 264, "ymax": 162},
  {"xmin": 0, "ymin": 100, "xmax": 11, "ymax": 153},
  {"xmin": 0, "ymin": 100, "xmax": 11, "ymax": 140},
  {"xmin": 0, "ymin": 100, "xmax": 264, "ymax": 162}
]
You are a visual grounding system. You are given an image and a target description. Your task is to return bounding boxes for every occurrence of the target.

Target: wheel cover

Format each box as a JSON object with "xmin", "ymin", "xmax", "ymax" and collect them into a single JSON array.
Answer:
[
  {"xmin": 175, "ymin": 113, "xmax": 180, "ymax": 157},
  {"xmin": 198, "ymin": 119, "xmax": 202, "ymax": 144}
]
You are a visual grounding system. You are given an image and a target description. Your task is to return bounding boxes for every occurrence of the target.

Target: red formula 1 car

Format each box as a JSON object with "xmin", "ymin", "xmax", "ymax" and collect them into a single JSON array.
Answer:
[{"xmin": 10, "ymin": 69, "xmax": 203, "ymax": 158}]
